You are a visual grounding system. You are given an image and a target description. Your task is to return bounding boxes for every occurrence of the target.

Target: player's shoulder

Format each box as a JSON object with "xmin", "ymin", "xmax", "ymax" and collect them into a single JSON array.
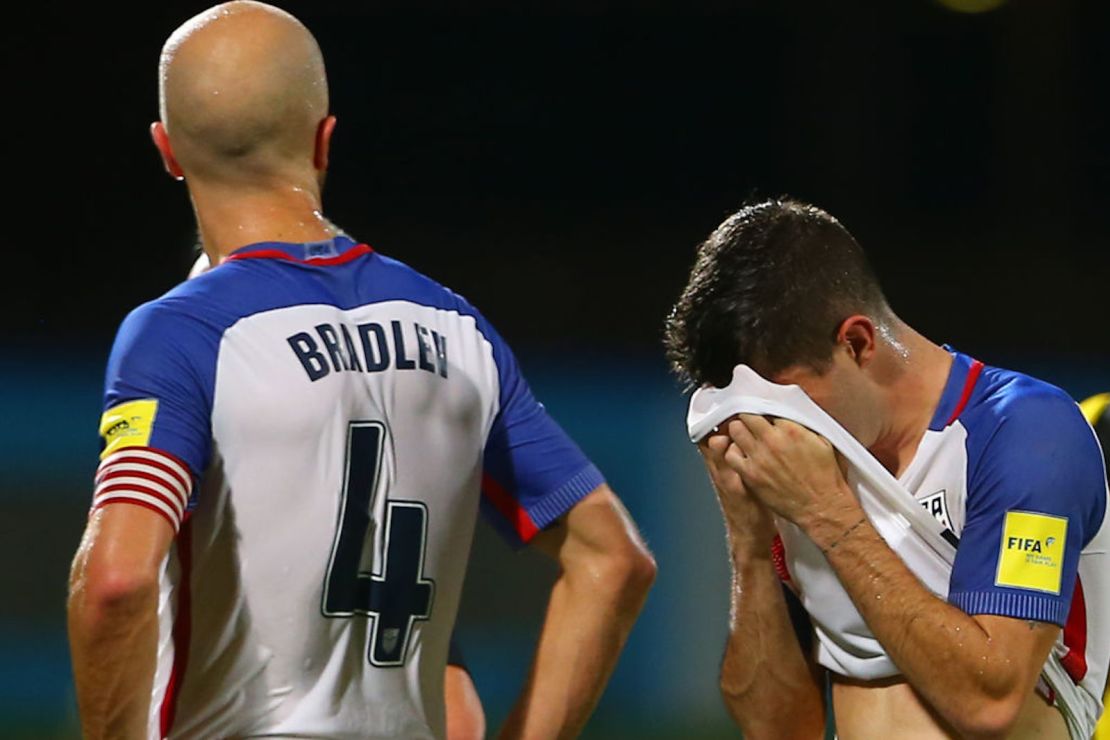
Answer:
[
  {"xmin": 115, "ymin": 243, "xmax": 502, "ymax": 355},
  {"xmin": 366, "ymin": 251, "xmax": 481, "ymax": 316},
  {"xmin": 184, "ymin": 245, "xmax": 485, "ymax": 324},
  {"xmin": 366, "ymin": 251, "xmax": 511, "ymax": 353},
  {"xmin": 957, "ymin": 352, "xmax": 1102, "ymax": 493},
  {"xmin": 956, "ymin": 354, "xmax": 1107, "ymax": 538},
  {"xmin": 109, "ymin": 285, "xmax": 222, "ymax": 374},
  {"xmin": 963, "ymin": 358, "xmax": 1084, "ymax": 438},
  {"xmin": 109, "ymin": 261, "xmax": 265, "ymax": 367},
  {"xmin": 117, "ymin": 270, "xmax": 230, "ymax": 338}
]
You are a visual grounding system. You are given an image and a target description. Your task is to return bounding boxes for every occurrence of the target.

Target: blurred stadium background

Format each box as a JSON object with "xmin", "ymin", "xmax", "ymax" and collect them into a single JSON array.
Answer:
[{"xmin": 3, "ymin": 1, "xmax": 1109, "ymax": 737}]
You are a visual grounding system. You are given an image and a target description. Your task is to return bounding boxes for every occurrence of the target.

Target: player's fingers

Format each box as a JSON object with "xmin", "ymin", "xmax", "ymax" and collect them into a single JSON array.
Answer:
[
  {"xmin": 738, "ymin": 413, "xmax": 776, "ymax": 441},
  {"xmin": 700, "ymin": 440, "xmax": 745, "ymax": 495},
  {"xmin": 773, "ymin": 418, "xmax": 812, "ymax": 438},
  {"xmin": 722, "ymin": 440, "xmax": 747, "ymax": 472},
  {"xmin": 728, "ymin": 416, "xmax": 758, "ymax": 454},
  {"xmin": 779, "ymin": 419, "xmax": 832, "ymax": 453},
  {"xmin": 700, "ymin": 429, "xmax": 731, "ymax": 460}
]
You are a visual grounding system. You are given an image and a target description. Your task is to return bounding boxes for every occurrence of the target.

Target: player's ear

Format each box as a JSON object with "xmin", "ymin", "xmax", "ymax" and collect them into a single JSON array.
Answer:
[
  {"xmin": 314, "ymin": 115, "xmax": 337, "ymax": 171},
  {"xmin": 836, "ymin": 315, "xmax": 877, "ymax": 368},
  {"xmin": 150, "ymin": 122, "xmax": 185, "ymax": 181}
]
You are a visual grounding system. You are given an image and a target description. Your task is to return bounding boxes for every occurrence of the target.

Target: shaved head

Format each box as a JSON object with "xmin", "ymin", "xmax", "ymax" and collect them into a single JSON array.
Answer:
[{"xmin": 158, "ymin": 1, "xmax": 328, "ymax": 184}]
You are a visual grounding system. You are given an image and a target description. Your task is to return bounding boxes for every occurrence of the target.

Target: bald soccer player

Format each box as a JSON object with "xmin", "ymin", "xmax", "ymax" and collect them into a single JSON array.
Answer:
[{"xmin": 66, "ymin": 4, "xmax": 655, "ymax": 739}]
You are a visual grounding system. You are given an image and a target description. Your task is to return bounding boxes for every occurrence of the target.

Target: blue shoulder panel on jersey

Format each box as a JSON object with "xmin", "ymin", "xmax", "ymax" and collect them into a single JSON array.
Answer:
[
  {"xmin": 102, "ymin": 300, "xmax": 219, "ymax": 481},
  {"xmin": 943, "ymin": 351, "xmax": 1107, "ymax": 626},
  {"xmin": 103, "ymin": 236, "xmax": 602, "ymax": 531}
]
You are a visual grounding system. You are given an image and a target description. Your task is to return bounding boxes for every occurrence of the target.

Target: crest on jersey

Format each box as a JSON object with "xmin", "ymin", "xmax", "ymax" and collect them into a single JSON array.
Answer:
[
  {"xmin": 381, "ymin": 628, "xmax": 400, "ymax": 655},
  {"xmin": 919, "ymin": 489, "xmax": 953, "ymax": 534}
]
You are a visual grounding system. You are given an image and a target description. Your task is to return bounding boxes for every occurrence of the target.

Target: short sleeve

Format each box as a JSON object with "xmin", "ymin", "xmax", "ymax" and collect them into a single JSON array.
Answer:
[
  {"xmin": 476, "ymin": 321, "xmax": 605, "ymax": 546},
  {"xmin": 93, "ymin": 301, "xmax": 217, "ymax": 532},
  {"xmin": 948, "ymin": 391, "xmax": 1108, "ymax": 626}
]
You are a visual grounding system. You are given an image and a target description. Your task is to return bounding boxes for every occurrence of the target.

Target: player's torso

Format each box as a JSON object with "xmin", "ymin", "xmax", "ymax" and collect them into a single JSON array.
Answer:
[
  {"xmin": 832, "ymin": 673, "xmax": 1069, "ymax": 740},
  {"xmin": 167, "ymin": 259, "xmax": 500, "ymax": 738}
]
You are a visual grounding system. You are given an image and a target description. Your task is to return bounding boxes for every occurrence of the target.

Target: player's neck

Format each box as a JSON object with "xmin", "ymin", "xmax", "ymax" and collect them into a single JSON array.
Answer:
[
  {"xmin": 189, "ymin": 179, "xmax": 338, "ymax": 264},
  {"xmin": 868, "ymin": 328, "xmax": 954, "ymax": 476}
]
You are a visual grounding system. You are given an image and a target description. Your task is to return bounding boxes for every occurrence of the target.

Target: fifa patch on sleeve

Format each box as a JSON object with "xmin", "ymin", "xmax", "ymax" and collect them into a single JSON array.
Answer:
[
  {"xmin": 994, "ymin": 511, "xmax": 1068, "ymax": 594},
  {"xmin": 98, "ymin": 399, "xmax": 158, "ymax": 460}
]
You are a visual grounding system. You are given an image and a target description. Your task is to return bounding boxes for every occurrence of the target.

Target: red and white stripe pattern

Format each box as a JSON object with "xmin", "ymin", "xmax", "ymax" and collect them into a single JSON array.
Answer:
[{"xmin": 93, "ymin": 447, "xmax": 193, "ymax": 532}]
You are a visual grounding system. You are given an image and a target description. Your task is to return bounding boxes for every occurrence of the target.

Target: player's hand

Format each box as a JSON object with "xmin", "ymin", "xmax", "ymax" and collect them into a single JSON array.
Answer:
[
  {"xmin": 698, "ymin": 418, "xmax": 777, "ymax": 556},
  {"xmin": 723, "ymin": 414, "xmax": 854, "ymax": 530}
]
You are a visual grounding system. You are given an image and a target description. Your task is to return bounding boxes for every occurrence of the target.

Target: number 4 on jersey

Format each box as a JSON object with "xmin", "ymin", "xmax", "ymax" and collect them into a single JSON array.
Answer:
[{"xmin": 321, "ymin": 422, "xmax": 436, "ymax": 667}]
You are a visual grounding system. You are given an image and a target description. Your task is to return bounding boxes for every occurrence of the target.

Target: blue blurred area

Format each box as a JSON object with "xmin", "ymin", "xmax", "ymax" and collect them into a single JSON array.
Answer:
[
  {"xmin": 3, "ymin": 350, "xmax": 1106, "ymax": 738},
  {"xmin": 0, "ymin": 351, "xmax": 106, "ymax": 497}
]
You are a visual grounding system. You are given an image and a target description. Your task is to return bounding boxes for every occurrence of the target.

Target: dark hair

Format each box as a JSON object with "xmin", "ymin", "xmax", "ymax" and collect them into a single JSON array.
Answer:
[{"xmin": 664, "ymin": 197, "xmax": 889, "ymax": 389}]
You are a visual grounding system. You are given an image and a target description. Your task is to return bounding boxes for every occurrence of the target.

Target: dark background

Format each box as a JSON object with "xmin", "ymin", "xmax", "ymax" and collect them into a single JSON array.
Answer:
[
  {"xmin": 2, "ymin": 1, "xmax": 1108, "ymax": 737},
  {"xmin": 7, "ymin": 0, "xmax": 1110, "ymax": 356}
]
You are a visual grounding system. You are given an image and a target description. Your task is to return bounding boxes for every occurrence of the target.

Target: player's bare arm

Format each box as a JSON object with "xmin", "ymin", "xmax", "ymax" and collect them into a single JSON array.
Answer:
[
  {"xmin": 498, "ymin": 484, "xmax": 655, "ymax": 740},
  {"xmin": 724, "ymin": 414, "xmax": 1063, "ymax": 739},
  {"xmin": 67, "ymin": 504, "xmax": 174, "ymax": 739},
  {"xmin": 699, "ymin": 428, "xmax": 825, "ymax": 739},
  {"xmin": 445, "ymin": 664, "xmax": 485, "ymax": 740}
]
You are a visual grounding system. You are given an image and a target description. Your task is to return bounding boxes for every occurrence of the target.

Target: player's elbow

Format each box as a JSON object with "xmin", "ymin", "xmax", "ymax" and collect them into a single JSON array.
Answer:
[
  {"xmin": 554, "ymin": 485, "xmax": 656, "ymax": 605},
  {"xmin": 574, "ymin": 534, "xmax": 657, "ymax": 606},
  {"xmin": 68, "ymin": 547, "xmax": 161, "ymax": 626},
  {"xmin": 947, "ymin": 691, "xmax": 1026, "ymax": 740},
  {"xmin": 445, "ymin": 666, "xmax": 486, "ymax": 740},
  {"xmin": 602, "ymin": 536, "xmax": 657, "ymax": 602}
]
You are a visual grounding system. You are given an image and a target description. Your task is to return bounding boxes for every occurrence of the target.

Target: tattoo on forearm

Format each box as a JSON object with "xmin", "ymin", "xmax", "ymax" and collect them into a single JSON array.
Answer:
[{"xmin": 821, "ymin": 516, "xmax": 868, "ymax": 554}]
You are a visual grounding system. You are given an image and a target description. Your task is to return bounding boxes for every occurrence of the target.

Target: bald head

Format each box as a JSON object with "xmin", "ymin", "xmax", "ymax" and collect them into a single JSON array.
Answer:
[{"xmin": 158, "ymin": 1, "xmax": 329, "ymax": 184}]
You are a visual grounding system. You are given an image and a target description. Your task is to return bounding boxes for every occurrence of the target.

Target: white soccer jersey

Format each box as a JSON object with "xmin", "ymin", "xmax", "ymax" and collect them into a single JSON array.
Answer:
[
  {"xmin": 768, "ymin": 351, "xmax": 1110, "ymax": 737},
  {"xmin": 93, "ymin": 236, "xmax": 604, "ymax": 739}
]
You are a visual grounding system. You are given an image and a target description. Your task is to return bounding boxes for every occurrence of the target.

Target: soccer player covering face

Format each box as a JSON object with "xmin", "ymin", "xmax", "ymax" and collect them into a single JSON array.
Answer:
[
  {"xmin": 665, "ymin": 199, "xmax": 1109, "ymax": 739},
  {"xmin": 65, "ymin": 3, "xmax": 655, "ymax": 738}
]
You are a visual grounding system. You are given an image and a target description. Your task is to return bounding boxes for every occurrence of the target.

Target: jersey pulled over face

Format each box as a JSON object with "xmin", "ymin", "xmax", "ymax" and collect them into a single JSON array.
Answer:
[
  {"xmin": 783, "ymin": 351, "xmax": 1110, "ymax": 737},
  {"xmin": 94, "ymin": 236, "xmax": 604, "ymax": 739}
]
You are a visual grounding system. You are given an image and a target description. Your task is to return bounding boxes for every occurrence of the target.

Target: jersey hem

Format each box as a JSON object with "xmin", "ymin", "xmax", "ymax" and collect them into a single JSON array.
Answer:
[{"xmin": 949, "ymin": 590, "xmax": 1069, "ymax": 626}]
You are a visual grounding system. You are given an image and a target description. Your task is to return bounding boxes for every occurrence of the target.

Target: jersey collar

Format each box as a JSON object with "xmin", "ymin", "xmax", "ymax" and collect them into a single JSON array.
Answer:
[
  {"xmin": 225, "ymin": 235, "xmax": 373, "ymax": 265},
  {"xmin": 928, "ymin": 346, "xmax": 986, "ymax": 431}
]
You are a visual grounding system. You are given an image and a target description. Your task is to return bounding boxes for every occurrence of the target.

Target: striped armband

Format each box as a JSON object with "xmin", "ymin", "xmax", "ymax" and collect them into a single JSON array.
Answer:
[{"xmin": 93, "ymin": 447, "xmax": 193, "ymax": 532}]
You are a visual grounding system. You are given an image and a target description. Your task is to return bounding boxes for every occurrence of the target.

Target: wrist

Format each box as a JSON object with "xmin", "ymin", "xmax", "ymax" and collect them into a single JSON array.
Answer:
[
  {"xmin": 798, "ymin": 485, "xmax": 865, "ymax": 551},
  {"xmin": 725, "ymin": 525, "xmax": 776, "ymax": 564},
  {"xmin": 730, "ymin": 545, "xmax": 774, "ymax": 572}
]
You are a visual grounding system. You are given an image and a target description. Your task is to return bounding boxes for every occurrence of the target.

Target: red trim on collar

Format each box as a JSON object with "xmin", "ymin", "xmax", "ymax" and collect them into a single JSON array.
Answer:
[
  {"xmin": 944, "ymin": 359, "xmax": 985, "ymax": 427},
  {"xmin": 224, "ymin": 243, "xmax": 374, "ymax": 266}
]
